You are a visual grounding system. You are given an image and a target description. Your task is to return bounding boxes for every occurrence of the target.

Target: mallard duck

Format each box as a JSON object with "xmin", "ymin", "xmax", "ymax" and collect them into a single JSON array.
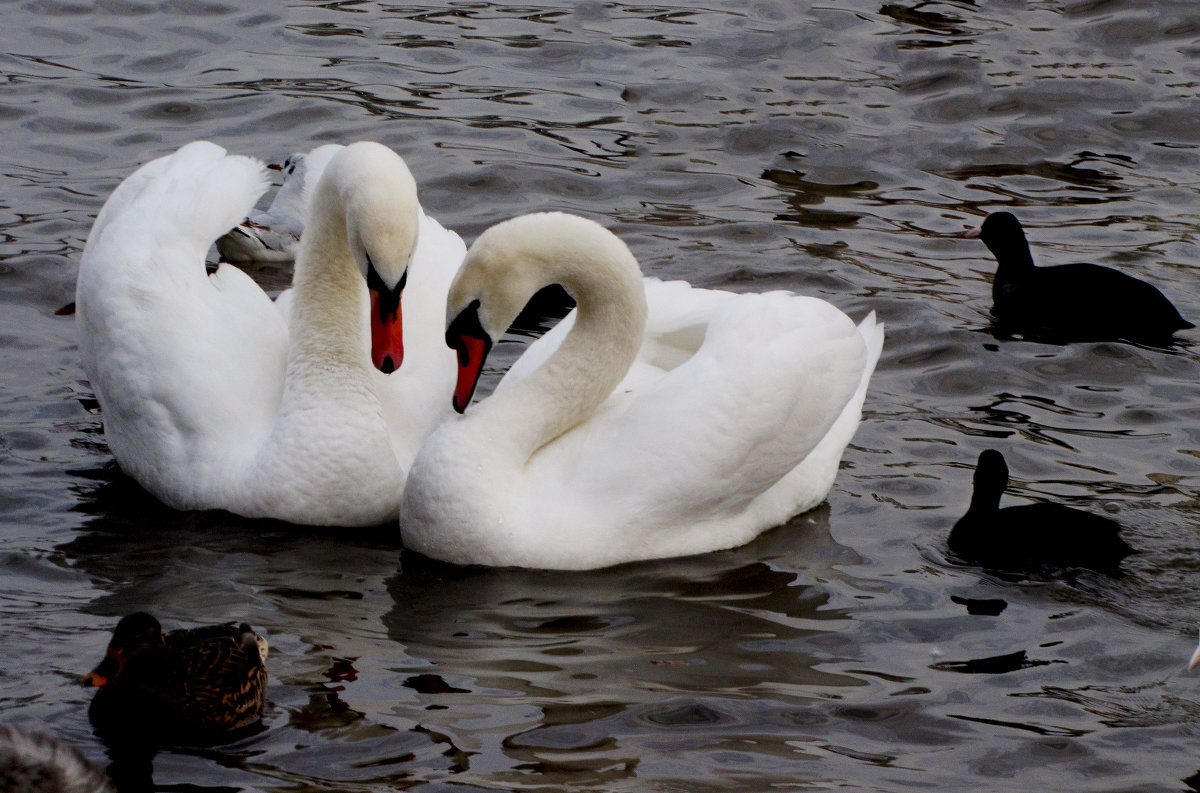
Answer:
[
  {"xmin": 0, "ymin": 725, "xmax": 113, "ymax": 793},
  {"xmin": 948, "ymin": 449, "xmax": 1135, "ymax": 573},
  {"xmin": 965, "ymin": 211, "xmax": 1192, "ymax": 343},
  {"xmin": 82, "ymin": 613, "xmax": 268, "ymax": 742}
]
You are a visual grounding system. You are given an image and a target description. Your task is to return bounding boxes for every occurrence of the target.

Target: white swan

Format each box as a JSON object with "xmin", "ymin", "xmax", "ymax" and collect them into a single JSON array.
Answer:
[
  {"xmin": 76, "ymin": 141, "xmax": 464, "ymax": 525},
  {"xmin": 399, "ymin": 212, "xmax": 884, "ymax": 569},
  {"xmin": 215, "ymin": 144, "xmax": 343, "ymax": 263}
]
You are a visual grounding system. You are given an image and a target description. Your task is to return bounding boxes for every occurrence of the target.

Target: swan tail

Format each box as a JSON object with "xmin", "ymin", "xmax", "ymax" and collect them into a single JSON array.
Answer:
[
  {"xmin": 856, "ymin": 311, "xmax": 885, "ymax": 378},
  {"xmin": 748, "ymin": 309, "xmax": 884, "ymax": 528}
]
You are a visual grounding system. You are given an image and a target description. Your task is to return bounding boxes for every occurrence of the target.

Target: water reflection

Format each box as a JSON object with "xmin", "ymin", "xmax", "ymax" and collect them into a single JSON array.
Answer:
[
  {"xmin": 59, "ymin": 471, "xmax": 475, "ymax": 788},
  {"xmin": 879, "ymin": 1, "xmax": 974, "ymax": 45},
  {"xmin": 57, "ymin": 464, "xmax": 873, "ymax": 787},
  {"xmin": 376, "ymin": 509, "xmax": 867, "ymax": 780}
]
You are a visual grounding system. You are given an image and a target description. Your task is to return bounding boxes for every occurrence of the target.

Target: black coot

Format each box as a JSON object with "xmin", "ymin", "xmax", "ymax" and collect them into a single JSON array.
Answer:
[
  {"xmin": 966, "ymin": 211, "xmax": 1191, "ymax": 343},
  {"xmin": 949, "ymin": 449, "xmax": 1135, "ymax": 573}
]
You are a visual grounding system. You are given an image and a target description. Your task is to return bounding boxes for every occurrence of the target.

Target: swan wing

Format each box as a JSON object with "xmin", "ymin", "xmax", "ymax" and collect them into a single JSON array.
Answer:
[
  {"xmin": 748, "ymin": 310, "xmax": 883, "ymax": 525},
  {"xmin": 532, "ymin": 289, "xmax": 871, "ymax": 542},
  {"xmin": 76, "ymin": 141, "xmax": 288, "ymax": 507}
]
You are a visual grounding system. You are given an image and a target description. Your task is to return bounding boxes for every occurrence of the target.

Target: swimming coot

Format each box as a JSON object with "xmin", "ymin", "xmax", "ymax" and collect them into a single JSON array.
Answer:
[
  {"xmin": 966, "ymin": 211, "xmax": 1192, "ymax": 343},
  {"xmin": 948, "ymin": 449, "xmax": 1135, "ymax": 573}
]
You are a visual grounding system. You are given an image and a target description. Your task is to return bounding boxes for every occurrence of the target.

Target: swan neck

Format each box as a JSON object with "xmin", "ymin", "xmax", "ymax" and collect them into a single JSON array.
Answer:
[
  {"xmin": 287, "ymin": 189, "xmax": 368, "ymax": 377},
  {"xmin": 482, "ymin": 256, "xmax": 647, "ymax": 460}
]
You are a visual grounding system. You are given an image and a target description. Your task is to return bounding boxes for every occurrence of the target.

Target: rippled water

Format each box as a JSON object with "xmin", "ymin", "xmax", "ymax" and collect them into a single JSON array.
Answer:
[{"xmin": 4, "ymin": 1, "xmax": 1200, "ymax": 790}]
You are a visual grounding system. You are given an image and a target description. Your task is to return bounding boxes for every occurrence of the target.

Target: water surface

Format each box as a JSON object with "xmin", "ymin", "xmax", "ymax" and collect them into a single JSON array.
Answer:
[{"xmin": 3, "ymin": 1, "xmax": 1200, "ymax": 790}]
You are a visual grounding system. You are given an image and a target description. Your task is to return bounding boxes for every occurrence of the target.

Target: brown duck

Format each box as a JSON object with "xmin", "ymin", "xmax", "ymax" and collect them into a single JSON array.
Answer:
[{"xmin": 82, "ymin": 612, "xmax": 268, "ymax": 742}]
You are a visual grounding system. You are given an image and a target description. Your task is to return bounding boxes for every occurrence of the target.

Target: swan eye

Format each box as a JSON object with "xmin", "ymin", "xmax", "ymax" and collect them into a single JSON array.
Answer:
[
  {"xmin": 366, "ymin": 261, "xmax": 404, "ymax": 320},
  {"xmin": 445, "ymin": 300, "xmax": 491, "ymax": 413},
  {"xmin": 446, "ymin": 300, "xmax": 489, "ymax": 364}
]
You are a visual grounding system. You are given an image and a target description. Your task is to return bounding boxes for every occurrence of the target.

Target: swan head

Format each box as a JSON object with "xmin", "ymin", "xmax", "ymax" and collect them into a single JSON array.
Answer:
[
  {"xmin": 443, "ymin": 212, "xmax": 643, "ymax": 412},
  {"xmin": 313, "ymin": 142, "xmax": 419, "ymax": 374}
]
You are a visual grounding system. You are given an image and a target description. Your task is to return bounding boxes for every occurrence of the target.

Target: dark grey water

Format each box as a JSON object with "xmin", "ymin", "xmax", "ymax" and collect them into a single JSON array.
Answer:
[{"xmin": 4, "ymin": 0, "xmax": 1200, "ymax": 790}]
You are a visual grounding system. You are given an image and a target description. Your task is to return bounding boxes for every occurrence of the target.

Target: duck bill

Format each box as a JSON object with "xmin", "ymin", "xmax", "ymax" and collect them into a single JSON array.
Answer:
[
  {"xmin": 964, "ymin": 226, "xmax": 982, "ymax": 238},
  {"xmin": 1189, "ymin": 642, "xmax": 1200, "ymax": 672},
  {"xmin": 370, "ymin": 288, "xmax": 404, "ymax": 374},
  {"xmin": 82, "ymin": 651, "xmax": 121, "ymax": 687}
]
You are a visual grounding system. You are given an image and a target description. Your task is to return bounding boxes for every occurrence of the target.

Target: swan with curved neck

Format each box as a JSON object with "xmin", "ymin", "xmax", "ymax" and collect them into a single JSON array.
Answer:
[
  {"xmin": 399, "ymin": 212, "xmax": 883, "ymax": 569},
  {"xmin": 76, "ymin": 141, "xmax": 463, "ymax": 525}
]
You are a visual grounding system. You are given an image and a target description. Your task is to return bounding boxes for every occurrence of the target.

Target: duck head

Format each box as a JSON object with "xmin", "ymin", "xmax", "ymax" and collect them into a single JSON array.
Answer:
[{"xmin": 82, "ymin": 612, "xmax": 163, "ymax": 688}]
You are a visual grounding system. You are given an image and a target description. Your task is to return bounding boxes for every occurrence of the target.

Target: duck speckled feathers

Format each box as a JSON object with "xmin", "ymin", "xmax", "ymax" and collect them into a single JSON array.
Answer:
[{"xmin": 83, "ymin": 612, "xmax": 267, "ymax": 742}]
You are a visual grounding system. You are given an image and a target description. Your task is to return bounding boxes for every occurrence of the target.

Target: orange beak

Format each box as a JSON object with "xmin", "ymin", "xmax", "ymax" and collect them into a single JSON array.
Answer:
[
  {"xmin": 452, "ymin": 334, "xmax": 488, "ymax": 414},
  {"xmin": 370, "ymin": 288, "xmax": 404, "ymax": 374},
  {"xmin": 446, "ymin": 301, "xmax": 492, "ymax": 414},
  {"xmin": 82, "ymin": 646, "xmax": 122, "ymax": 687}
]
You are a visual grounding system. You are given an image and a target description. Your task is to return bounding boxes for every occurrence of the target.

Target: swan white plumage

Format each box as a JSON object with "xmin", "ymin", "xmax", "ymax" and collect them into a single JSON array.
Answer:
[
  {"xmin": 76, "ymin": 140, "xmax": 465, "ymax": 525},
  {"xmin": 215, "ymin": 144, "xmax": 344, "ymax": 263},
  {"xmin": 399, "ymin": 212, "xmax": 884, "ymax": 568}
]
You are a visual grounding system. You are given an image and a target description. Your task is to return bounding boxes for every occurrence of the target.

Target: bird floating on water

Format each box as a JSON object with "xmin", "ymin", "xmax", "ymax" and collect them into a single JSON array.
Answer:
[
  {"xmin": 75, "ymin": 141, "xmax": 466, "ymax": 525},
  {"xmin": 965, "ymin": 211, "xmax": 1192, "ymax": 343},
  {"xmin": 82, "ymin": 612, "xmax": 268, "ymax": 742},
  {"xmin": 948, "ymin": 449, "xmax": 1135, "ymax": 574},
  {"xmin": 215, "ymin": 144, "xmax": 343, "ymax": 264},
  {"xmin": 399, "ymin": 212, "xmax": 883, "ymax": 569}
]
